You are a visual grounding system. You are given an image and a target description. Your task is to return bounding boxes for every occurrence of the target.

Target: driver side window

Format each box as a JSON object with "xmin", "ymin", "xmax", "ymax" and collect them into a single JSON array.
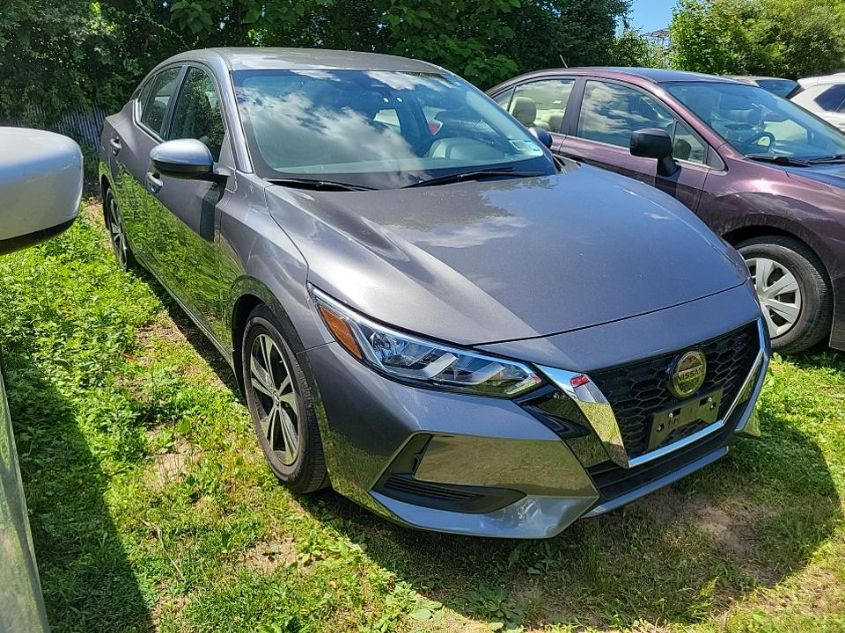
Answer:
[
  {"xmin": 577, "ymin": 80, "xmax": 706, "ymax": 164},
  {"xmin": 168, "ymin": 67, "xmax": 226, "ymax": 161}
]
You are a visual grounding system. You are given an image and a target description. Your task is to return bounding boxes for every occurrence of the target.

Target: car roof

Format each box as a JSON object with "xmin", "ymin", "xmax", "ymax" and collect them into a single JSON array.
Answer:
[
  {"xmin": 727, "ymin": 75, "xmax": 795, "ymax": 83},
  {"xmin": 497, "ymin": 66, "xmax": 743, "ymax": 87},
  {"xmin": 798, "ymin": 73, "xmax": 845, "ymax": 87},
  {"xmin": 161, "ymin": 47, "xmax": 444, "ymax": 74}
]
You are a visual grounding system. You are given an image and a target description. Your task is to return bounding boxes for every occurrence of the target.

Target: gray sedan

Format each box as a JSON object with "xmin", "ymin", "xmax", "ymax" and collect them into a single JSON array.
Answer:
[{"xmin": 99, "ymin": 48, "xmax": 768, "ymax": 538}]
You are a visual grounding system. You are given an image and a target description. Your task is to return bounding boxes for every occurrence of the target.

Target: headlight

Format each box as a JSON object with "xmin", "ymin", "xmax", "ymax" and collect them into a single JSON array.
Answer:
[{"xmin": 310, "ymin": 287, "xmax": 543, "ymax": 397}]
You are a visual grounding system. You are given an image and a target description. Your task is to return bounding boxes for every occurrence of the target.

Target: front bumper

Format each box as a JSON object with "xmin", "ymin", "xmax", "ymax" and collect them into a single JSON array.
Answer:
[{"xmin": 305, "ymin": 314, "xmax": 768, "ymax": 539}]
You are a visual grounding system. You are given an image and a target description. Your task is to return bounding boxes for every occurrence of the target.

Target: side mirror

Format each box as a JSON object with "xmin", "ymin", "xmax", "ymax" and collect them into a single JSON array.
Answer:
[
  {"xmin": 630, "ymin": 128, "xmax": 679, "ymax": 177},
  {"xmin": 529, "ymin": 126, "xmax": 553, "ymax": 149},
  {"xmin": 150, "ymin": 139, "xmax": 215, "ymax": 180},
  {"xmin": 0, "ymin": 128, "xmax": 82, "ymax": 256}
]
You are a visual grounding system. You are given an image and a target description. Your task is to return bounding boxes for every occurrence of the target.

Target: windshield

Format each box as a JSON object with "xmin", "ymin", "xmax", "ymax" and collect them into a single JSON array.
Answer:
[
  {"xmin": 666, "ymin": 81, "xmax": 845, "ymax": 160},
  {"xmin": 233, "ymin": 70, "xmax": 554, "ymax": 189}
]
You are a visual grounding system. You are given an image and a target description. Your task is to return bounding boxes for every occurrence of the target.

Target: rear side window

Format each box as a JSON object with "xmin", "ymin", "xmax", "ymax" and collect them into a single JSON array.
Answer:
[
  {"xmin": 139, "ymin": 67, "xmax": 182, "ymax": 135},
  {"xmin": 814, "ymin": 84, "xmax": 845, "ymax": 112},
  {"xmin": 508, "ymin": 79, "xmax": 574, "ymax": 133},
  {"xmin": 493, "ymin": 87, "xmax": 513, "ymax": 110}
]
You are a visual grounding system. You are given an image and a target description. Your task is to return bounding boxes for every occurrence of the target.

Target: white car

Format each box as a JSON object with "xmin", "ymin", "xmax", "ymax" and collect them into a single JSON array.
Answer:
[
  {"xmin": 791, "ymin": 74, "xmax": 845, "ymax": 132},
  {"xmin": 0, "ymin": 127, "xmax": 82, "ymax": 633}
]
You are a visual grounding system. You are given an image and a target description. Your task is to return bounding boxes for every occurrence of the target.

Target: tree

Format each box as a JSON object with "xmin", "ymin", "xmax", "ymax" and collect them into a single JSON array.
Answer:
[
  {"xmin": 0, "ymin": 0, "xmax": 634, "ymax": 122},
  {"xmin": 669, "ymin": 0, "xmax": 769, "ymax": 75},
  {"xmin": 670, "ymin": 0, "xmax": 845, "ymax": 78},
  {"xmin": 761, "ymin": 0, "xmax": 845, "ymax": 78},
  {"xmin": 610, "ymin": 30, "xmax": 670, "ymax": 68}
]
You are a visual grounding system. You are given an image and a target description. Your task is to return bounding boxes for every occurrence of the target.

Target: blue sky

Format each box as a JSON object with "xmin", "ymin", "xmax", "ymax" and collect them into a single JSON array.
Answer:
[{"xmin": 629, "ymin": 0, "xmax": 676, "ymax": 32}]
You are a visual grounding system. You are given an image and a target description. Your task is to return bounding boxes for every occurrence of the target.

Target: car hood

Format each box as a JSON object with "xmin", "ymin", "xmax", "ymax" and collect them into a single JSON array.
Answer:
[
  {"xmin": 265, "ymin": 165, "xmax": 748, "ymax": 346},
  {"xmin": 784, "ymin": 162, "xmax": 845, "ymax": 191}
]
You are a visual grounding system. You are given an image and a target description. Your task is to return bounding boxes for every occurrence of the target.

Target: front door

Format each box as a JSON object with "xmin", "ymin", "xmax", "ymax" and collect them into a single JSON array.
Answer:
[
  {"xmin": 561, "ymin": 79, "xmax": 710, "ymax": 212},
  {"xmin": 143, "ymin": 66, "xmax": 231, "ymax": 337},
  {"xmin": 115, "ymin": 65, "xmax": 184, "ymax": 273}
]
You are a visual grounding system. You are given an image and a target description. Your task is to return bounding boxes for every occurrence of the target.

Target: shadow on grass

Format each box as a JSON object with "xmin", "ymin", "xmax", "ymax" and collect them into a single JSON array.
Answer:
[
  {"xmin": 134, "ymin": 267, "xmax": 241, "ymax": 396},
  {"xmin": 5, "ymin": 355, "xmax": 153, "ymax": 633},
  {"xmin": 299, "ymin": 366, "xmax": 843, "ymax": 628},
  {"xmin": 302, "ymin": 418, "xmax": 841, "ymax": 627}
]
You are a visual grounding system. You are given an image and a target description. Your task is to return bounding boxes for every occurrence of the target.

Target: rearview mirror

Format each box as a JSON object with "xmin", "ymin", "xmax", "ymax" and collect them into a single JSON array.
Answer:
[
  {"xmin": 0, "ymin": 128, "xmax": 82, "ymax": 256},
  {"xmin": 630, "ymin": 128, "xmax": 679, "ymax": 177},
  {"xmin": 150, "ymin": 139, "xmax": 215, "ymax": 180},
  {"xmin": 529, "ymin": 126, "xmax": 553, "ymax": 149}
]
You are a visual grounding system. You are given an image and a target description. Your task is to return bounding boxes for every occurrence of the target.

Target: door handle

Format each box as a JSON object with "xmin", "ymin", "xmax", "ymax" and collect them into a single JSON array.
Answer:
[
  {"xmin": 145, "ymin": 171, "xmax": 163, "ymax": 194},
  {"xmin": 109, "ymin": 136, "xmax": 122, "ymax": 156}
]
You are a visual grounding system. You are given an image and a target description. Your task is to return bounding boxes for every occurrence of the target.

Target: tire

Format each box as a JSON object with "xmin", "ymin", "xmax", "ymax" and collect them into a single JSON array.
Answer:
[
  {"xmin": 103, "ymin": 188, "xmax": 137, "ymax": 271},
  {"xmin": 737, "ymin": 236, "xmax": 832, "ymax": 354},
  {"xmin": 241, "ymin": 305, "xmax": 328, "ymax": 493}
]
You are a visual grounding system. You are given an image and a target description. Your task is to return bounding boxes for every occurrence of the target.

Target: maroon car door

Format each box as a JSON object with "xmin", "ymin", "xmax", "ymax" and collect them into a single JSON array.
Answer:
[{"xmin": 560, "ymin": 79, "xmax": 709, "ymax": 212}]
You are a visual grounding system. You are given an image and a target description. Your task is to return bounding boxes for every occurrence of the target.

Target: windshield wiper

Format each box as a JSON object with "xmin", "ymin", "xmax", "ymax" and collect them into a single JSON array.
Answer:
[
  {"xmin": 268, "ymin": 178, "xmax": 376, "ymax": 192},
  {"xmin": 807, "ymin": 154, "xmax": 845, "ymax": 165},
  {"xmin": 403, "ymin": 169, "xmax": 549, "ymax": 188},
  {"xmin": 746, "ymin": 154, "xmax": 811, "ymax": 167}
]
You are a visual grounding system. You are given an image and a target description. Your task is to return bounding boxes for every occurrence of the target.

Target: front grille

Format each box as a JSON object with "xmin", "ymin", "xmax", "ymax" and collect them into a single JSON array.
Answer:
[
  {"xmin": 587, "ymin": 421, "xmax": 734, "ymax": 502},
  {"xmin": 589, "ymin": 322, "xmax": 760, "ymax": 458}
]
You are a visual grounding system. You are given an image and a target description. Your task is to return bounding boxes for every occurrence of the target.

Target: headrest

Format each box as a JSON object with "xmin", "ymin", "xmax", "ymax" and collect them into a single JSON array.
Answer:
[{"xmin": 511, "ymin": 97, "xmax": 537, "ymax": 126}]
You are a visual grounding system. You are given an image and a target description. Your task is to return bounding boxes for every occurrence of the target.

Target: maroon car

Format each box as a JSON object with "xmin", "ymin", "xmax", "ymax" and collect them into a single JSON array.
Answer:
[{"xmin": 489, "ymin": 68, "xmax": 845, "ymax": 353}]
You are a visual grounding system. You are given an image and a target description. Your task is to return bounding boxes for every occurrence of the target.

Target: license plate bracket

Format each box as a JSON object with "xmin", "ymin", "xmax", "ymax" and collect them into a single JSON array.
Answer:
[{"xmin": 649, "ymin": 388, "xmax": 724, "ymax": 450}]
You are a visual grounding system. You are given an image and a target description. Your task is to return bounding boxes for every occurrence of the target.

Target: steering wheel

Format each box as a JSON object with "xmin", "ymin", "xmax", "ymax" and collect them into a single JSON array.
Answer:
[{"xmin": 738, "ymin": 130, "xmax": 776, "ymax": 153}]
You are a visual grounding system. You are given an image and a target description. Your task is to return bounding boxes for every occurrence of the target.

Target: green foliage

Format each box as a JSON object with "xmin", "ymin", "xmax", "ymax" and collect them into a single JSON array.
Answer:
[
  {"xmin": 610, "ymin": 29, "xmax": 671, "ymax": 68},
  {"xmin": 670, "ymin": 0, "xmax": 845, "ymax": 78},
  {"xmin": 0, "ymin": 0, "xmax": 631, "ymax": 124},
  {"xmin": 384, "ymin": 0, "xmax": 522, "ymax": 88}
]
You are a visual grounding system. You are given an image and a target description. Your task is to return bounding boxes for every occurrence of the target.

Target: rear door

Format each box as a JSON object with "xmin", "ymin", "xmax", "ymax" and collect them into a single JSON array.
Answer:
[
  {"xmin": 560, "ymin": 79, "xmax": 711, "ymax": 212},
  {"xmin": 493, "ymin": 78, "xmax": 576, "ymax": 153}
]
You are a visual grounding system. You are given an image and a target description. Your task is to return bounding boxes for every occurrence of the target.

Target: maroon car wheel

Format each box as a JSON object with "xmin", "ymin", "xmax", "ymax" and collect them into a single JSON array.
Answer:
[{"xmin": 739, "ymin": 236, "xmax": 832, "ymax": 353}]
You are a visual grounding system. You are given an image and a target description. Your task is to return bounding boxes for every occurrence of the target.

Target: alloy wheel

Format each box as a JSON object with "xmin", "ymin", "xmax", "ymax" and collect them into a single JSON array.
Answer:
[
  {"xmin": 107, "ymin": 195, "xmax": 128, "ymax": 269},
  {"xmin": 249, "ymin": 333, "xmax": 301, "ymax": 466},
  {"xmin": 747, "ymin": 256, "xmax": 802, "ymax": 338}
]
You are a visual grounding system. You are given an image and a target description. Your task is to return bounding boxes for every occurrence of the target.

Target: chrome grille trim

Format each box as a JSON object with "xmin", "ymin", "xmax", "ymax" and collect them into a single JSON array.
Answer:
[{"xmin": 539, "ymin": 319, "xmax": 768, "ymax": 469}]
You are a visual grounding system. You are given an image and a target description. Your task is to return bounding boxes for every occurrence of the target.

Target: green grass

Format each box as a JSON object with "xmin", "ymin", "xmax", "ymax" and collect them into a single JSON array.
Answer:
[{"xmin": 1, "ymin": 203, "xmax": 844, "ymax": 632}]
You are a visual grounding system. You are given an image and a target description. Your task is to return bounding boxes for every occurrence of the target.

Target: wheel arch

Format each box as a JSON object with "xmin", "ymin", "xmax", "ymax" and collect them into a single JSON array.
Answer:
[
  {"xmin": 226, "ymin": 275, "xmax": 322, "ymax": 395},
  {"xmin": 720, "ymin": 217, "xmax": 834, "ymax": 287},
  {"xmin": 720, "ymin": 216, "xmax": 842, "ymax": 350},
  {"xmin": 227, "ymin": 276, "xmax": 335, "ymax": 460}
]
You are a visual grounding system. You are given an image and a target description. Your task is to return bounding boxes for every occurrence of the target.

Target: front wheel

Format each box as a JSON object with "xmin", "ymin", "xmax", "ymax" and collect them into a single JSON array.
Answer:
[
  {"xmin": 738, "ymin": 236, "xmax": 832, "ymax": 354},
  {"xmin": 242, "ymin": 305, "xmax": 328, "ymax": 493}
]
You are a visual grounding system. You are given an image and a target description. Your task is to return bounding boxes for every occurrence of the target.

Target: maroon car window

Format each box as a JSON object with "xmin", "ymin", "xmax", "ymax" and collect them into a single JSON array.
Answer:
[
  {"xmin": 667, "ymin": 81, "xmax": 845, "ymax": 159},
  {"xmin": 169, "ymin": 67, "xmax": 226, "ymax": 161},
  {"xmin": 576, "ymin": 80, "xmax": 706, "ymax": 164},
  {"xmin": 493, "ymin": 87, "xmax": 514, "ymax": 110},
  {"xmin": 508, "ymin": 79, "xmax": 574, "ymax": 133},
  {"xmin": 139, "ymin": 67, "xmax": 182, "ymax": 135}
]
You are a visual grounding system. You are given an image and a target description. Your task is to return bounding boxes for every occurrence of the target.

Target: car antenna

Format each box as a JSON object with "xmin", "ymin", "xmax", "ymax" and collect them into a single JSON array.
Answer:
[{"xmin": 559, "ymin": 54, "xmax": 568, "ymax": 68}]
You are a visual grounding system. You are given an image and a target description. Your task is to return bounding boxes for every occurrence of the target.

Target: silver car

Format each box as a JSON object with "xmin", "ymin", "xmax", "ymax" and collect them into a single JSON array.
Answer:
[
  {"xmin": 99, "ymin": 48, "xmax": 768, "ymax": 538},
  {"xmin": 1, "ymin": 127, "xmax": 82, "ymax": 632}
]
